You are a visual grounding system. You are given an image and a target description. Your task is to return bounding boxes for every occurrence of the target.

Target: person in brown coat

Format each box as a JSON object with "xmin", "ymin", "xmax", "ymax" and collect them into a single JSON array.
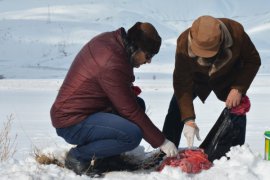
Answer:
[
  {"xmin": 162, "ymin": 15, "xmax": 261, "ymax": 149},
  {"xmin": 50, "ymin": 22, "xmax": 177, "ymax": 176}
]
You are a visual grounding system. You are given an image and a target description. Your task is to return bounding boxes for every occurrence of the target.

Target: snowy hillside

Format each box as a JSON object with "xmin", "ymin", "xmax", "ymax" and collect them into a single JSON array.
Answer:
[
  {"xmin": 0, "ymin": 0, "xmax": 270, "ymax": 78},
  {"xmin": 1, "ymin": 1, "xmax": 270, "ymax": 180}
]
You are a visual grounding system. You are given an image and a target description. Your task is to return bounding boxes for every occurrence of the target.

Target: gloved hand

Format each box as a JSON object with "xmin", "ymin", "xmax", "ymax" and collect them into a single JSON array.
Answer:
[
  {"xmin": 159, "ymin": 139, "xmax": 178, "ymax": 157},
  {"xmin": 183, "ymin": 120, "xmax": 201, "ymax": 148},
  {"xmin": 131, "ymin": 86, "xmax": 142, "ymax": 96}
]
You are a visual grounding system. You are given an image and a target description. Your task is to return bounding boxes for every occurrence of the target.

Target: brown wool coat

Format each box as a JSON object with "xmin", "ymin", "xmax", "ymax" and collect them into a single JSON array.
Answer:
[
  {"xmin": 173, "ymin": 18, "xmax": 261, "ymax": 122},
  {"xmin": 50, "ymin": 28, "xmax": 165, "ymax": 148}
]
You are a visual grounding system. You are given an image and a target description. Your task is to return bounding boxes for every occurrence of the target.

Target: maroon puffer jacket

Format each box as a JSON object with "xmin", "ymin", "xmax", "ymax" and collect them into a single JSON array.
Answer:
[{"xmin": 50, "ymin": 28, "xmax": 165, "ymax": 148}]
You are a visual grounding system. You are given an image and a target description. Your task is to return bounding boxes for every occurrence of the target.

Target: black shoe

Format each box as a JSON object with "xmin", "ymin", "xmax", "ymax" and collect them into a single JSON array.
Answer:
[
  {"xmin": 139, "ymin": 151, "xmax": 165, "ymax": 170},
  {"xmin": 65, "ymin": 151, "xmax": 90, "ymax": 175},
  {"xmin": 65, "ymin": 151, "xmax": 104, "ymax": 177},
  {"xmin": 65, "ymin": 152, "xmax": 139, "ymax": 176},
  {"xmin": 91, "ymin": 155, "xmax": 139, "ymax": 173}
]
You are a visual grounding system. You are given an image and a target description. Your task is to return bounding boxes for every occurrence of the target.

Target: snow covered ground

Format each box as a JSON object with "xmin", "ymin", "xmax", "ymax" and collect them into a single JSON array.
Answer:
[
  {"xmin": 0, "ymin": 76, "xmax": 270, "ymax": 179},
  {"xmin": 1, "ymin": 0, "xmax": 270, "ymax": 179}
]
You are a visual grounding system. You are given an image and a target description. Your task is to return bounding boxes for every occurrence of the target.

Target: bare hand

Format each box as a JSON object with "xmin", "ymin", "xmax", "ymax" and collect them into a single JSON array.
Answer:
[{"xmin": 226, "ymin": 89, "xmax": 242, "ymax": 109}]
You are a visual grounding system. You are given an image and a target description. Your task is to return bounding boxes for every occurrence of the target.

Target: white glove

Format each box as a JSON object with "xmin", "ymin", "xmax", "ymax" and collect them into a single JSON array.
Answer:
[
  {"xmin": 183, "ymin": 121, "xmax": 201, "ymax": 148},
  {"xmin": 159, "ymin": 139, "xmax": 178, "ymax": 157}
]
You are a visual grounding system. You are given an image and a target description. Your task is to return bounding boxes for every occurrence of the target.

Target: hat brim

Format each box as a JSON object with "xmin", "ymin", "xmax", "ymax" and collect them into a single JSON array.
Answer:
[{"xmin": 190, "ymin": 41, "xmax": 220, "ymax": 58}]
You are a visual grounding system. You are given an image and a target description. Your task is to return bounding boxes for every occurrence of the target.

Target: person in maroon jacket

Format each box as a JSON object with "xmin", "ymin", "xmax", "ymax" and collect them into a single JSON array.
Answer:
[
  {"xmin": 162, "ymin": 16, "xmax": 261, "ymax": 149},
  {"xmin": 50, "ymin": 22, "xmax": 178, "ymax": 176}
]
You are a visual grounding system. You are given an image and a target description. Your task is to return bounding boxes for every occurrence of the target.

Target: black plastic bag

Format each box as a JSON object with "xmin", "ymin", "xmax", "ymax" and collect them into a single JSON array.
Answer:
[{"xmin": 199, "ymin": 108, "xmax": 246, "ymax": 162}]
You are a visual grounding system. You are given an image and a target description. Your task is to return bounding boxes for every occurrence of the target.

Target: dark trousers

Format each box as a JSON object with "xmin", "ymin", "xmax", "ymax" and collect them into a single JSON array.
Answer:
[
  {"xmin": 56, "ymin": 97, "xmax": 145, "ymax": 162},
  {"xmin": 162, "ymin": 94, "xmax": 246, "ymax": 148},
  {"xmin": 162, "ymin": 95, "xmax": 184, "ymax": 147}
]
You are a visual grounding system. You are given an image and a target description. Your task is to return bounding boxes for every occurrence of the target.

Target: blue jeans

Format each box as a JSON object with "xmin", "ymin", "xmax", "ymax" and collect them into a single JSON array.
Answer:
[{"xmin": 56, "ymin": 97, "xmax": 144, "ymax": 162}]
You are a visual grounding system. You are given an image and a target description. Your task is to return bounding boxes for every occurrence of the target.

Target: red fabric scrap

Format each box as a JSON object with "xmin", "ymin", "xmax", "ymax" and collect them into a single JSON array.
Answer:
[
  {"xmin": 230, "ymin": 95, "xmax": 250, "ymax": 115},
  {"xmin": 157, "ymin": 149, "xmax": 212, "ymax": 174},
  {"xmin": 131, "ymin": 86, "xmax": 142, "ymax": 96}
]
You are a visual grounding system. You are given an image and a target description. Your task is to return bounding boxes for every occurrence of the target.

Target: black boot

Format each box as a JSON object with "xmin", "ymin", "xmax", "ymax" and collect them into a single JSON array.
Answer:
[
  {"xmin": 90, "ymin": 155, "xmax": 139, "ymax": 173},
  {"xmin": 138, "ymin": 151, "xmax": 165, "ymax": 170},
  {"xmin": 65, "ymin": 151, "xmax": 90, "ymax": 175},
  {"xmin": 65, "ymin": 150, "xmax": 103, "ymax": 177}
]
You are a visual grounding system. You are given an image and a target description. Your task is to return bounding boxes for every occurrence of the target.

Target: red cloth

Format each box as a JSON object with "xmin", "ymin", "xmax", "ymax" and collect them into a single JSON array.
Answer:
[
  {"xmin": 157, "ymin": 149, "xmax": 212, "ymax": 174},
  {"xmin": 131, "ymin": 86, "xmax": 142, "ymax": 96},
  {"xmin": 230, "ymin": 95, "xmax": 250, "ymax": 115}
]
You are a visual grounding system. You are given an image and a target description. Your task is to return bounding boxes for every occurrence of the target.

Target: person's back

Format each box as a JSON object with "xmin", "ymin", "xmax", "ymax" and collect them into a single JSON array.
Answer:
[
  {"xmin": 51, "ymin": 29, "xmax": 132, "ymax": 128},
  {"xmin": 174, "ymin": 17, "xmax": 260, "ymax": 104}
]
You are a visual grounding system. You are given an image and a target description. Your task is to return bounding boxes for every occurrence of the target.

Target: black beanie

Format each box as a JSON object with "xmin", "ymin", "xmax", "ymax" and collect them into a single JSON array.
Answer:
[{"xmin": 127, "ymin": 22, "xmax": 162, "ymax": 54}]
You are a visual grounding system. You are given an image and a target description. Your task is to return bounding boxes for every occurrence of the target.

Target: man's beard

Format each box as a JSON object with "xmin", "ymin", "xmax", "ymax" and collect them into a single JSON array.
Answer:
[{"xmin": 130, "ymin": 52, "xmax": 140, "ymax": 68}]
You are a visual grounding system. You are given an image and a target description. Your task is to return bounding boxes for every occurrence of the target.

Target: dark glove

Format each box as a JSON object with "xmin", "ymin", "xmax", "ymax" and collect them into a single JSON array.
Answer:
[{"xmin": 131, "ymin": 86, "xmax": 142, "ymax": 96}]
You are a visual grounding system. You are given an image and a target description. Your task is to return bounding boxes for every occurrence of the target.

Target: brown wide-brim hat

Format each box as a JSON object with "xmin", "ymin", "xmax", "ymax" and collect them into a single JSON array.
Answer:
[
  {"xmin": 127, "ymin": 22, "xmax": 161, "ymax": 54},
  {"xmin": 189, "ymin": 16, "xmax": 222, "ymax": 58}
]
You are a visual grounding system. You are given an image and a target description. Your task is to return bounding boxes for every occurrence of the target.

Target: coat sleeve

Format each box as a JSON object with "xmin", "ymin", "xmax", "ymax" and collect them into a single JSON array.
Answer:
[
  {"xmin": 231, "ymin": 31, "xmax": 261, "ymax": 94},
  {"xmin": 173, "ymin": 44, "xmax": 196, "ymax": 122},
  {"xmin": 98, "ymin": 64, "xmax": 165, "ymax": 148}
]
